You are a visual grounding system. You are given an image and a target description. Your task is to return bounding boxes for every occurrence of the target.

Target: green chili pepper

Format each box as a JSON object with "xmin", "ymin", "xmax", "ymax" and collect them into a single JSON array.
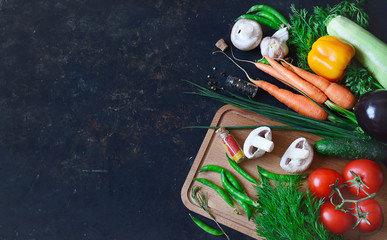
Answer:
[
  {"xmin": 199, "ymin": 164, "xmax": 246, "ymax": 194},
  {"xmin": 189, "ymin": 214, "xmax": 224, "ymax": 236},
  {"xmin": 255, "ymin": 11, "xmax": 284, "ymax": 26},
  {"xmin": 229, "ymin": 190, "xmax": 253, "ymax": 221},
  {"xmin": 226, "ymin": 153, "xmax": 259, "ymax": 186},
  {"xmin": 246, "ymin": 4, "xmax": 289, "ymax": 26},
  {"xmin": 236, "ymin": 14, "xmax": 281, "ymax": 30},
  {"xmin": 220, "ymin": 170, "xmax": 259, "ymax": 208},
  {"xmin": 193, "ymin": 178, "xmax": 239, "ymax": 214},
  {"xmin": 257, "ymin": 165, "xmax": 308, "ymax": 182}
]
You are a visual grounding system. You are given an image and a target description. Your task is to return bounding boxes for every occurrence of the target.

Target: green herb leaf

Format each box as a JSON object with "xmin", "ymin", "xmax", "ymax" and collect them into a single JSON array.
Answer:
[
  {"xmin": 254, "ymin": 175, "xmax": 344, "ymax": 240},
  {"xmin": 288, "ymin": 0, "xmax": 378, "ymax": 97}
]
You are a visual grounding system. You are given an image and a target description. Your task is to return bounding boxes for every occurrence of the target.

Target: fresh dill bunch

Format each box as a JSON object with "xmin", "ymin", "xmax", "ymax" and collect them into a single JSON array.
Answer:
[
  {"xmin": 288, "ymin": 0, "xmax": 368, "ymax": 70},
  {"xmin": 344, "ymin": 62, "xmax": 384, "ymax": 98},
  {"xmin": 254, "ymin": 176, "xmax": 345, "ymax": 240},
  {"xmin": 287, "ymin": 0, "xmax": 381, "ymax": 97}
]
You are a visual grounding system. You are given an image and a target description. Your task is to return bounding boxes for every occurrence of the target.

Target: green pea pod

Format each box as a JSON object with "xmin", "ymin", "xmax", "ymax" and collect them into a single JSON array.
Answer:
[
  {"xmin": 199, "ymin": 164, "xmax": 246, "ymax": 194},
  {"xmin": 257, "ymin": 165, "xmax": 308, "ymax": 182},
  {"xmin": 246, "ymin": 4, "xmax": 289, "ymax": 25},
  {"xmin": 226, "ymin": 153, "xmax": 259, "ymax": 186},
  {"xmin": 236, "ymin": 14, "xmax": 280, "ymax": 30},
  {"xmin": 189, "ymin": 214, "xmax": 224, "ymax": 236},
  {"xmin": 193, "ymin": 178, "xmax": 239, "ymax": 214},
  {"xmin": 220, "ymin": 170, "xmax": 259, "ymax": 208}
]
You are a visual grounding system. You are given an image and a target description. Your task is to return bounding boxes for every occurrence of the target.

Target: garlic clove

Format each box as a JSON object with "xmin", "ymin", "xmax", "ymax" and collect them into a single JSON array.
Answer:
[{"xmin": 272, "ymin": 27, "xmax": 289, "ymax": 42}]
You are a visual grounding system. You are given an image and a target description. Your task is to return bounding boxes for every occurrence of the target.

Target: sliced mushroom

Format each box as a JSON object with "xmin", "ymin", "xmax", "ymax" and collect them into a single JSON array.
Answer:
[
  {"xmin": 243, "ymin": 127, "xmax": 274, "ymax": 159},
  {"xmin": 230, "ymin": 19, "xmax": 263, "ymax": 51},
  {"xmin": 280, "ymin": 137, "xmax": 313, "ymax": 173}
]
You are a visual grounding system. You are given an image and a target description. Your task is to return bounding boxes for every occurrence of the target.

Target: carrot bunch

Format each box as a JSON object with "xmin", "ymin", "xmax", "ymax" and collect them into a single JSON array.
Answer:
[
  {"xmin": 214, "ymin": 50, "xmax": 356, "ymax": 121},
  {"xmin": 250, "ymin": 56, "xmax": 356, "ymax": 120}
]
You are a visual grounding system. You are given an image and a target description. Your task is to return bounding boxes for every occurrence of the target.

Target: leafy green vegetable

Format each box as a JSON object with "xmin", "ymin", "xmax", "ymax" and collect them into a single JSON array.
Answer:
[
  {"xmin": 254, "ymin": 174, "xmax": 344, "ymax": 240},
  {"xmin": 288, "ymin": 0, "xmax": 382, "ymax": 96}
]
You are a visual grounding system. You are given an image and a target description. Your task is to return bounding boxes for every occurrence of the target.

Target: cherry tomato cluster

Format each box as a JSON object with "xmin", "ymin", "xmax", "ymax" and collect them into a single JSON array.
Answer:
[{"xmin": 308, "ymin": 159, "xmax": 384, "ymax": 235}]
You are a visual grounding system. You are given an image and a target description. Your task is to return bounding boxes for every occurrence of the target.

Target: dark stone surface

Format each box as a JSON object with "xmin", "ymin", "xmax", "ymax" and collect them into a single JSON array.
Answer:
[{"xmin": 0, "ymin": 0, "xmax": 385, "ymax": 239}]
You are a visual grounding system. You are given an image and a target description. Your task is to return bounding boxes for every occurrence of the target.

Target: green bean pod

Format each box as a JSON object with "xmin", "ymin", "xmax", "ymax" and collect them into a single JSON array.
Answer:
[
  {"xmin": 236, "ymin": 14, "xmax": 280, "ymax": 30},
  {"xmin": 226, "ymin": 153, "xmax": 259, "ymax": 186},
  {"xmin": 199, "ymin": 164, "xmax": 246, "ymax": 194},
  {"xmin": 257, "ymin": 165, "xmax": 308, "ymax": 182},
  {"xmin": 220, "ymin": 170, "xmax": 259, "ymax": 208},
  {"xmin": 246, "ymin": 4, "xmax": 289, "ymax": 25},
  {"xmin": 193, "ymin": 178, "xmax": 238, "ymax": 214},
  {"xmin": 189, "ymin": 214, "xmax": 224, "ymax": 236}
]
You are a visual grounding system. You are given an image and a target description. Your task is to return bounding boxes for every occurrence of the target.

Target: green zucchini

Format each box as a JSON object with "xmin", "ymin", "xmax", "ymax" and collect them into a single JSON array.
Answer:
[
  {"xmin": 314, "ymin": 138, "xmax": 387, "ymax": 163},
  {"xmin": 327, "ymin": 16, "xmax": 387, "ymax": 89}
]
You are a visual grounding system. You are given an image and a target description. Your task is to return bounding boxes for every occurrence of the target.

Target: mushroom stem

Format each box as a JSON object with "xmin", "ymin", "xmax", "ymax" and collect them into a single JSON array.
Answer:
[
  {"xmin": 287, "ymin": 148, "xmax": 309, "ymax": 159},
  {"xmin": 250, "ymin": 137, "xmax": 274, "ymax": 153}
]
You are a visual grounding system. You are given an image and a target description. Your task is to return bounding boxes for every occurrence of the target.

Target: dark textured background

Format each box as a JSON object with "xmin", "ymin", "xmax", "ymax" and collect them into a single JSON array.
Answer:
[{"xmin": 0, "ymin": 0, "xmax": 385, "ymax": 239}]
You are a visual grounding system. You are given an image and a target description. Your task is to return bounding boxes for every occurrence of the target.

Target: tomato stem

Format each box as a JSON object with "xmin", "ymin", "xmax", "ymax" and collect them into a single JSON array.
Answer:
[
  {"xmin": 328, "ymin": 173, "xmax": 377, "ymax": 231},
  {"xmin": 345, "ymin": 170, "xmax": 370, "ymax": 196}
]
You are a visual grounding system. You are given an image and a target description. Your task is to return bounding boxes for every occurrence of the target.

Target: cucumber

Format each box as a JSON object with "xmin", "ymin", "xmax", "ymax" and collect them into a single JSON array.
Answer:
[
  {"xmin": 327, "ymin": 16, "xmax": 387, "ymax": 89},
  {"xmin": 314, "ymin": 138, "xmax": 387, "ymax": 163}
]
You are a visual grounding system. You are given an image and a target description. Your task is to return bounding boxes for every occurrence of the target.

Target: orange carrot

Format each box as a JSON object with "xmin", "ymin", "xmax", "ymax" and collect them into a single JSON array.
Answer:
[
  {"xmin": 253, "ymin": 62, "xmax": 287, "ymax": 82},
  {"xmin": 252, "ymin": 79, "xmax": 329, "ymax": 120},
  {"xmin": 262, "ymin": 56, "xmax": 328, "ymax": 104},
  {"xmin": 213, "ymin": 50, "xmax": 328, "ymax": 120},
  {"xmin": 281, "ymin": 61, "xmax": 356, "ymax": 109}
]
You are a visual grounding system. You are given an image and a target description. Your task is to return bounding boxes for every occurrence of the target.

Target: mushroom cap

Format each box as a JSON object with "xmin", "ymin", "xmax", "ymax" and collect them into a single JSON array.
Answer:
[
  {"xmin": 243, "ymin": 126, "xmax": 273, "ymax": 159},
  {"xmin": 280, "ymin": 137, "xmax": 314, "ymax": 173},
  {"xmin": 230, "ymin": 19, "xmax": 262, "ymax": 51}
]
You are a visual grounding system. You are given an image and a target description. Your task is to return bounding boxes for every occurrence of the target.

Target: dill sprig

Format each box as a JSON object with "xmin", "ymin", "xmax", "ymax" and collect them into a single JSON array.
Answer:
[
  {"xmin": 288, "ymin": 0, "xmax": 381, "ymax": 96},
  {"xmin": 254, "ymin": 175, "xmax": 345, "ymax": 240},
  {"xmin": 191, "ymin": 186, "xmax": 230, "ymax": 240},
  {"xmin": 344, "ymin": 62, "xmax": 384, "ymax": 98}
]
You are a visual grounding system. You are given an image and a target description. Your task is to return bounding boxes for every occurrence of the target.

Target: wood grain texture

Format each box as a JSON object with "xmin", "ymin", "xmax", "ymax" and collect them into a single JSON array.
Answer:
[{"xmin": 181, "ymin": 104, "xmax": 387, "ymax": 240}]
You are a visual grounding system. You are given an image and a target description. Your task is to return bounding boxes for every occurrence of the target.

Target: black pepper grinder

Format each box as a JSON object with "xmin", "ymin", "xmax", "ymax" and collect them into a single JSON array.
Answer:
[{"xmin": 225, "ymin": 75, "xmax": 259, "ymax": 98}]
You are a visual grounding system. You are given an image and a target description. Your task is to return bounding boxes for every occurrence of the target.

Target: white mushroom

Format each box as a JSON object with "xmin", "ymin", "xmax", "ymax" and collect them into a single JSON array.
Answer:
[
  {"xmin": 230, "ymin": 19, "xmax": 263, "ymax": 51},
  {"xmin": 280, "ymin": 137, "xmax": 313, "ymax": 173},
  {"xmin": 243, "ymin": 127, "xmax": 274, "ymax": 159}
]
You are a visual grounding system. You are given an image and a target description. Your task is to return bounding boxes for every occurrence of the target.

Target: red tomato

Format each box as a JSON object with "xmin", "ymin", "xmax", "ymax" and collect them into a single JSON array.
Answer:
[
  {"xmin": 351, "ymin": 198, "xmax": 383, "ymax": 232},
  {"xmin": 343, "ymin": 159, "xmax": 384, "ymax": 198},
  {"xmin": 320, "ymin": 202, "xmax": 354, "ymax": 234},
  {"xmin": 308, "ymin": 168, "xmax": 343, "ymax": 199}
]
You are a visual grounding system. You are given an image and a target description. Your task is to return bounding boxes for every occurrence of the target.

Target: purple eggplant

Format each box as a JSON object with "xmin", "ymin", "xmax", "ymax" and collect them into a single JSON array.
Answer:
[{"xmin": 354, "ymin": 90, "xmax": 387, "ymax": 143}]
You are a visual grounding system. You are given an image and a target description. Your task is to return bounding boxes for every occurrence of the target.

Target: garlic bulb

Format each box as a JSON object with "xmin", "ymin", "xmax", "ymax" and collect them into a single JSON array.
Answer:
[{"xmin": 260, "ymin": 28, "xmax": 289, "ymax": 59}]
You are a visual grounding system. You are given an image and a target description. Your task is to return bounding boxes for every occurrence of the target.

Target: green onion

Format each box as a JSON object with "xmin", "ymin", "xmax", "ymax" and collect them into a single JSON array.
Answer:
[{"xmin": 184, "ymin": 80, "xmax": 364, "ymax": 139}]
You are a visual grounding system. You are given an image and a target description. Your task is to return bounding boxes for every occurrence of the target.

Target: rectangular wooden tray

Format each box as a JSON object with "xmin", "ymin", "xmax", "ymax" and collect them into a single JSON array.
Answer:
[{"xmin": 181, "ymin": 104, "xmax": 387, "ymax": 240}]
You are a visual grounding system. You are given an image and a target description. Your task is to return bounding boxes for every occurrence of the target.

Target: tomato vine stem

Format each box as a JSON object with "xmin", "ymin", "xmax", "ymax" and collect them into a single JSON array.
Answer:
[{"xmin": 328, "ymin": 172, "xmax": 377, "ymax": 228}]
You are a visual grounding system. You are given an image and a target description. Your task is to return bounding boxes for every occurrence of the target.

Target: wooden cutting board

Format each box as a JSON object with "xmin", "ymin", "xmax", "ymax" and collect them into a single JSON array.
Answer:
[{"xmin": 181, "ymin": 104, "xmax": 387, "ymax": 240}]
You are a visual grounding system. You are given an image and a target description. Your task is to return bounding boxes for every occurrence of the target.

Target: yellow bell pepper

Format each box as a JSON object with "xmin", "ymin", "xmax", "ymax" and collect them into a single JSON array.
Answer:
[{"xmin": 308, "ymin": 35, "xmax": 355, "ymax": 82}]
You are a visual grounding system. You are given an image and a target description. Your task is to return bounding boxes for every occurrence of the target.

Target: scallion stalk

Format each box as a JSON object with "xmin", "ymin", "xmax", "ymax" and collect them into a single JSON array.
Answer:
[{"xmin": 184, "ymin": 80, "xmax": 364, "ymax": 139}]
